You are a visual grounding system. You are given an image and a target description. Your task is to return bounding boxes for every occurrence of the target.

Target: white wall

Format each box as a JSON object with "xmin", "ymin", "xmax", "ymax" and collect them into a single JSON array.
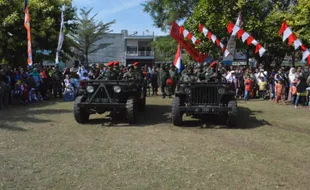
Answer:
[{"xmin": 88, "ymin": 33, "xmax": 125, "ymax": 65}]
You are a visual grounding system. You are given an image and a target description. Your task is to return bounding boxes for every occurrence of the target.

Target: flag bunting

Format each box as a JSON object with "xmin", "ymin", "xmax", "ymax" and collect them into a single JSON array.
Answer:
[
  {"xmin": 198, "ymin": 24, "xmax": 231, "ymax": 57},
  {"xmin": 278, "ymin": 21, "xmax": 310, "ymax": 65},
  {"xmin": 179, "ymin": 26, "xmax": 201, "ymax": 45},
  {"xmin": 227, "ymin": 22, "xmax": 266, "ymax": 57}
]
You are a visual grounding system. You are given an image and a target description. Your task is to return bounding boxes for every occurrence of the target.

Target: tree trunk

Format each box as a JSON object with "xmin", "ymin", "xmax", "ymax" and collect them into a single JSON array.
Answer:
[{"xmin": 85, "ymin": 48, "xmax": 88, "ymax": 66}]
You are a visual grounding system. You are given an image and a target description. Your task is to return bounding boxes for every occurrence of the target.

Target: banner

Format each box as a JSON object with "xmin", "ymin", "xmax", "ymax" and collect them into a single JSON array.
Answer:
[
  {"xmin": 24, "ymin": 0, "xmax": 33, "ymax": 66},
  {"xmin": 56, "ymin": 5, "xmax": 65, "ymax": 65},
  {"xmin": 223, "ymin": 12, "xmax": 242, "ymax": 63}
]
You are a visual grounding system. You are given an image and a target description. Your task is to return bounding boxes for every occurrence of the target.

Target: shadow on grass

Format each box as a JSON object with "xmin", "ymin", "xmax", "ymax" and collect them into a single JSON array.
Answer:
[
  {"xmin": 179, "ymin": 106, "xmax": 271, "ymax": 129},
  {"xmin": 85, "ymin": 104, "xmax": 172, "ymax": 127},
  {"xmin": 76, "ymin": 102, "xmax": 271, "ymax": 129},
  {"xmin": 0, "ymin": 123, "xmax": 28, "ymax": 132},
  {"xmin": 0, "ymin": 100, "xmax": 71, "ymax": 131}
]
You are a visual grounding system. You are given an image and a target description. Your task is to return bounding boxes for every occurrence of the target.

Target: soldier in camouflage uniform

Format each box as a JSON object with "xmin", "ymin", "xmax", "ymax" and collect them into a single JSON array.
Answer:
[
  {"xmin": 100, "ymin": 62, "xmax": 118, "ymax": 80},
  {"xmin": 204, "ymin": 62, "xmax": 218, "ymax": 81},
  {"xmin": 123, "ymin": 66, "xmax": 136, "ymax": 80},
  {"xmin": 133, "ymin": 62, "xmax": 143, "ymax": 82},
  {"xmin": 194, "ymin": 64, "xmax": 205, "ymax": 81},
  {"xmin": 159, "ymin": 64, "xmax": 169, "ymax": 98},
  {"xmin": 179, "ymin": 65, "xmax": 198, "ymax": 82},
  {"xmin": 151, "ymin": 66, "xmax": 159, "ymax": 95},
  {"xmin": 169, "ymin": 65, "xmax": 178, "ymax": 96},
  {"xmin": 113, "ymin": 61, "xmax": 121, "ymax": 79},
  {"xmin": 51, "ymin": 67, "xmax": 63, "ymax": 98}
]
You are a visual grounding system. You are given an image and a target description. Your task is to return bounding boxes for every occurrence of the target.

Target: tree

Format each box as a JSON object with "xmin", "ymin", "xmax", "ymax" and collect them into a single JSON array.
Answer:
[
  {"xmin": 69, "ymin": 8, "xmax": 115, "ymax": 65},
  {"xmin": 142, "ymin": 0, "xmax": 199, "ymax": 31},
  {"xmin": 144, "ymin": 0, "xmax": 310, "ymax": 67},
  {"xmin": 151, "ymin": 36, "xmax": 177, "ymax": 62},
  {"xmin": 0, "ymin": 0, "xmax": 77, "ymax": 66}
]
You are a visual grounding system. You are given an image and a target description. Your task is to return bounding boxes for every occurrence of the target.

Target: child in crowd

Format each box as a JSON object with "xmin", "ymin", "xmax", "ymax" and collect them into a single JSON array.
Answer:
[
  {"xmin": 13, "ymin": 80, "xmax": 23, "ymax": 103},
  {"xmin": 244, "ymin": 76, "xmax": 253, "ymax": 101},
  {"xmin": 21, "ymin": 80, "xmax": 29, "ymax": 104},
  {"xmin": 290, "ymin": 81, "xmax": 297, "ymax": 105},
  {"xmin": 258, "ymin": 77, "xmax": 267, "ymax": 99},
  {"xmin": 275, "ymin": 80, "xmax": 285, "ymax": 104}
]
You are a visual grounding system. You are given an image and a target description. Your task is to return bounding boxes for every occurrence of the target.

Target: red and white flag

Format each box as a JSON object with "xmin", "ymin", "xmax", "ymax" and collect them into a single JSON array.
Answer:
[{"xmin": 174, "ymin": 43, "xmax": 184, "ymax": 73}]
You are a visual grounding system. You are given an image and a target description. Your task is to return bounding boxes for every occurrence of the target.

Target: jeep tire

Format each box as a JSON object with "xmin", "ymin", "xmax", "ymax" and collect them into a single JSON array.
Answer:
[
  {"xmin": 74, "ymin": 96, "xmax": 90, "ymax": 124},
  {"xmin": 172, "ymin": 97, "xmax": 183, "ymax": 126},
  {"xmin": 126, "ymin": 97, "xmax": 137, "ymax": 124},
  {"xmin": 227, "ymin": 101, "xmax": 237, "ymax": 127}
]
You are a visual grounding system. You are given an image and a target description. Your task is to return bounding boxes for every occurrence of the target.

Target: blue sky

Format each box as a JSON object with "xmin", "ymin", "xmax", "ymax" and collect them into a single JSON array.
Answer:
[{"xmin": 72, "ymin": 0, "xmax": 168, "ymax": 36}]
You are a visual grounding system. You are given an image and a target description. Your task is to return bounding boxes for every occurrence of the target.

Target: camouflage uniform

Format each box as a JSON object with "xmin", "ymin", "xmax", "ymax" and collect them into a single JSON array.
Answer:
[
  {"xmin": 51, "ymin": 69, "xmax": 63, "ymax": 98},
  {"xmin": 151, "ymin": 68, "xmax": 159, "ymax": 95},
  {"xmin": 159, "ymin": 65, "xmax": 169, "ymax": 98},
  {"xmin": 180, "ymin": 66, "xmax": 198, "ymax": 82},
  {"xmin": 101, "ymin": 69, "xmax": 118, "ymax": 80},
  {"xmin": 114, "ymin": 66, "xmax": 121, "ymax": 79},
  {"xmin": 169, "ymin": 66, "xmax": 178, "ymax": 96},
  {"xmin": 123, "ymin": 68, "xmax": 136, "ymax": 80}
]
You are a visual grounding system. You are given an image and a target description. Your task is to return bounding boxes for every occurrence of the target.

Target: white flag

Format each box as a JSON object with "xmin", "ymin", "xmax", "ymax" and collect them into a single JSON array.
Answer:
[{"xmin": 56, "ymin": 5, "xmax": 65, "ymax": 65}]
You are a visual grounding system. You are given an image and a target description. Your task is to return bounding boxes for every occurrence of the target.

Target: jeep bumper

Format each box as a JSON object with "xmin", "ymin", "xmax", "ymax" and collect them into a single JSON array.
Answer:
[
  {"xmin": 78, "ymin": 103, "xmax": 126, "ymax": 110},
  {"xmin": 179, "ymin": 106, "xmax": 231, "ymax": 114}
]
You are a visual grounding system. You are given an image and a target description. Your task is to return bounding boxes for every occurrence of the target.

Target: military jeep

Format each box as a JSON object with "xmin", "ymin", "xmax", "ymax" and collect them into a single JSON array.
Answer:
[
  {"xmin": 74, "ymin": 80, "xmax": 146, "ymax": 124},
  {"xmin": 171, "ymin": 81, "xmax": 237, "ymax": 126}
]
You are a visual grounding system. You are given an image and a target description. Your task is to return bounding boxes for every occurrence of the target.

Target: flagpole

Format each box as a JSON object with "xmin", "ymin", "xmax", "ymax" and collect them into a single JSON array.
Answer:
[{"xmin": 56, "ymin": 4, "xmax": 65, "ymax": 66}]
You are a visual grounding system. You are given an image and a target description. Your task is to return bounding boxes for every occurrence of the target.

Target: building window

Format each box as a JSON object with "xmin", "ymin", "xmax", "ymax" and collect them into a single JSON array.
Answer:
[{"xmin": 127, "ymin": 46, "xmax": 137, "ymax": 53}]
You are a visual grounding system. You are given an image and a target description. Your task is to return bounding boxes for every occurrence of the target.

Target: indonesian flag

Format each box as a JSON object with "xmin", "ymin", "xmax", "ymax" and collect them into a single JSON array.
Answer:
[{"xmin": 174, "ymin": 43, "xmax": 184, "ymax": 73}]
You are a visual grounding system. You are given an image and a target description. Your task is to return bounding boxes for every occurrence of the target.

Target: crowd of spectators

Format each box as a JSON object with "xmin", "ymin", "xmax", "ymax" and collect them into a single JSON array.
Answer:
[
  {"xmin": 224, "ymin": 65, "xmax": 310, "ymax": 108},
  {"xmin": 1, "ymin": 63, "xmax": 309, "ymax": 110}
]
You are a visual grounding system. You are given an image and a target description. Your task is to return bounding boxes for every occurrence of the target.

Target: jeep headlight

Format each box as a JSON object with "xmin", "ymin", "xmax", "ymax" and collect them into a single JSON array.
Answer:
[
  {"xmin": 184, "ymin": 87, "xmax": 191, "ymax": 94},
  {"xmin": 113, "ymin": 86, "xmax": 121, "ymax": 93},
  {"xmin": 86, "ymin": 86, "xmax": 94, "ymax": 93},
  {"xmin": 218, "ymin": 88, "xmax": 226, "ymax": 95}
]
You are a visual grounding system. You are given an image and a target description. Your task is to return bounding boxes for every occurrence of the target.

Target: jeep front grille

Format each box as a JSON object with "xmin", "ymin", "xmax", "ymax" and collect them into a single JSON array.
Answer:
[
  {"xmin": 89, "ymin": 85, "xmax": 115, "ymax": 102},
  {"xmin": 191, "ymin": 86, "xmax": 219, "ymax": 105}
]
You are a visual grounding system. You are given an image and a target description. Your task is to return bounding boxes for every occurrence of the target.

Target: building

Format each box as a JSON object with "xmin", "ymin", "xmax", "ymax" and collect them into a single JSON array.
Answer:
[{"xmin": 88, "ymin": 30, "xmax": 155, "ymax": 66}]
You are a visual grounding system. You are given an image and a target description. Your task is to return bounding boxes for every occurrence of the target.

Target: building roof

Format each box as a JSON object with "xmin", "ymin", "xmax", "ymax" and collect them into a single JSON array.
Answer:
[{"xmin": 124, "ymin": 35, "xmax": 154, "ymax": 40}]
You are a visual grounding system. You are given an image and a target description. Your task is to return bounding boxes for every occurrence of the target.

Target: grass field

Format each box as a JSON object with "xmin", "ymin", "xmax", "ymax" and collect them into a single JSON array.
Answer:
[{"xmin": 1, "ymin": 97, "xmax": 310, "ymax": 189}]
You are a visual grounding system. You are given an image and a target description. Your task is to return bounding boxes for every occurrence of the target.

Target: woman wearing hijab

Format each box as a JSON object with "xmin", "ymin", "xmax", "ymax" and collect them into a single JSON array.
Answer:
[{"xmin": 288, "ymin": 67, "xmax": 297, "ymax": 102}]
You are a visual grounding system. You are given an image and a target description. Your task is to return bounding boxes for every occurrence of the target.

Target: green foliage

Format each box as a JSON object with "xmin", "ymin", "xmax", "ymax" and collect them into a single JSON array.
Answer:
[
  {"xmin": 151, "ymin": 35, "xmax": 178, "ymax": 62},
  {"xmin": 69, "ymin": 8, "xmax": 115, "ymax": 65},
  {"xmin": 144, "ymin": 0, "xmax": 310, "ymax": 67},
  {"xmin": 142, "ymin": 0, "xmax": 199, "ymax": 31},
  {"xmin": 0, "ymin": 0, "xmax": 77, "ymax": 66}
]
